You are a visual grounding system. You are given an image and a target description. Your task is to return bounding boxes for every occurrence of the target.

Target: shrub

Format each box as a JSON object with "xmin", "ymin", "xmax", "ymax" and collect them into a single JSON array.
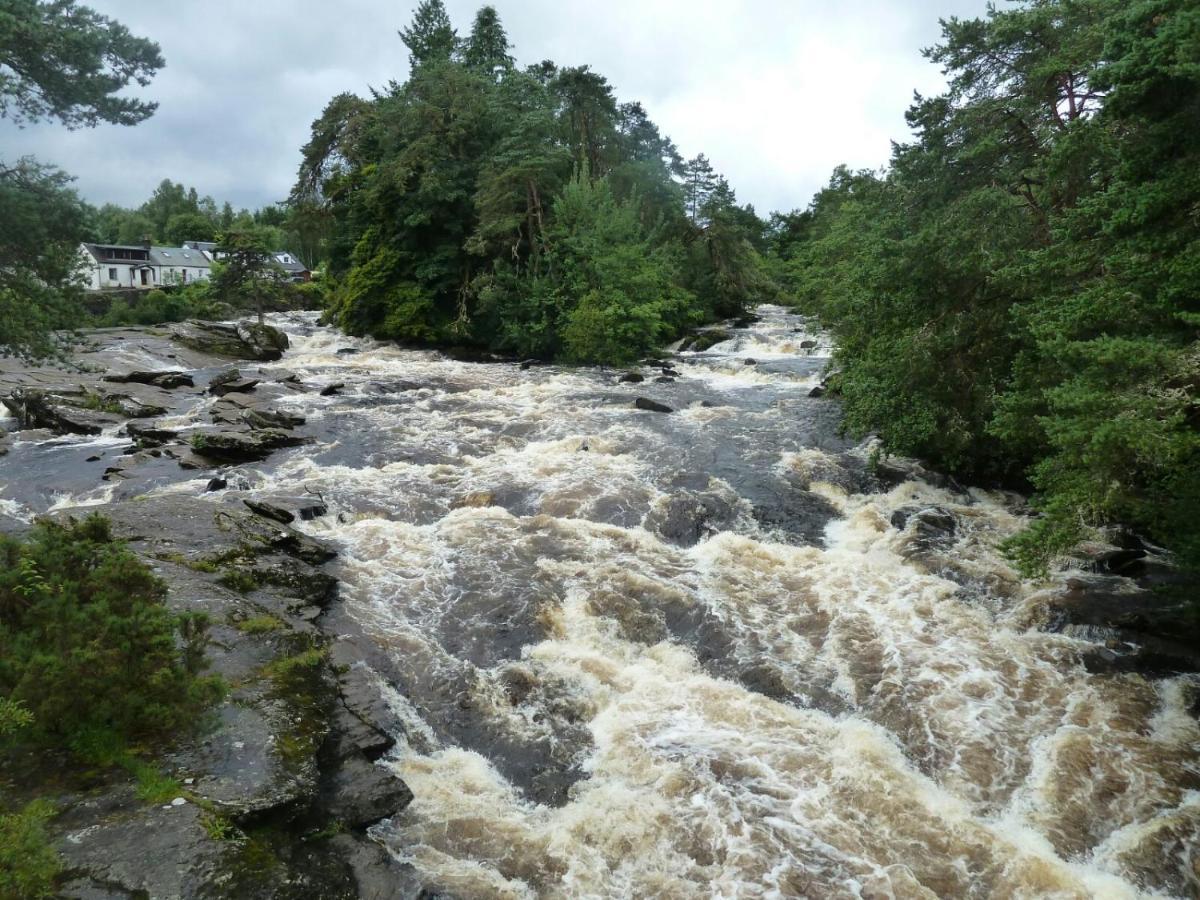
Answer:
[
  {"xmin": 0, "ymin": 799, "xmax": 61, "ymax": 899},
  {"xmin": 0, "ymin": 515, "xmax": 225, "ymax": 752}
]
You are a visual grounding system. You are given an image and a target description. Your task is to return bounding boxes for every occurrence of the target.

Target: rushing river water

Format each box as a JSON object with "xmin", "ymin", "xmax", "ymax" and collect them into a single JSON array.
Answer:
[{"xmin": 6, "ymin": 306, "xmax": 1199, "ymax": 898}]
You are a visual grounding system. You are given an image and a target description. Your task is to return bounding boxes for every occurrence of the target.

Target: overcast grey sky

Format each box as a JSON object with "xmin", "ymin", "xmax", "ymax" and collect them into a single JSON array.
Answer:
[{"xmin": 2, "ymin": 0, "xmax": 992, "ymax": 215}]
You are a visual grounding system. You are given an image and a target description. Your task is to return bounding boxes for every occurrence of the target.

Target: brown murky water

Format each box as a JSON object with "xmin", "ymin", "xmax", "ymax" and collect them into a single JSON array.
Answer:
[{"xmin": 10, "ymin": 307, "xmax": 1197, "ymax": 897}]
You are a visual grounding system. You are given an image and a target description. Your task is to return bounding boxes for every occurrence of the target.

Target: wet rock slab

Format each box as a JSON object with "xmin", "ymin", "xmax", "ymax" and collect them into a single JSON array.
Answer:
[{"xmin": 45, "ymin": 495, "xmax": 423, "ymax": 899}]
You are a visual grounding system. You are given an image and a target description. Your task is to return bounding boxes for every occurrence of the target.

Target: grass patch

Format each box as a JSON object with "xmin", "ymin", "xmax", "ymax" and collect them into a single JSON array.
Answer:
[
  {"xmin": 234, "ymin": 614, "xmax": 285, "ymax": 634},
  {"xmin": 130, "ymin": 761, "xmax": 183, "ymax": 804},
  {"xmin": 78, "ymin": 391, "xmax": 124, "ymax": 414},
  {"xmin": 218, "ymin": 568, "xmax": 260, "ymax": 594},
  {"xmin": 264, "ymin": 647, "xmax": 327, "ymax": 680}
]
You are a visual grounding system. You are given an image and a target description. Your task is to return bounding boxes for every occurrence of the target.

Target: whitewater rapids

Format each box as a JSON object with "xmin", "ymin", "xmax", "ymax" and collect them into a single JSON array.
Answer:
[{"xmin": 39, "ymin": 306, "xmax": 1200, "ymax": 896}]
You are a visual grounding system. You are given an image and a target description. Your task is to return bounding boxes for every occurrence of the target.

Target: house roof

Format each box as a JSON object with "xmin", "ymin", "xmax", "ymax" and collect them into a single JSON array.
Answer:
[
  {"xmin": 81, "ymin": 243, "xmax": 152, "ymax": 264},
  {"xmin": 149, "ymin": 246, "xmax": 211, "ymax": 268},
  {"xmin": 273, "ymin": 253, "xmax": 309, "ymax": 274},
  {"xmin": 82, "ymin": 243, "xmax": 212, "ymax": 268},
  {"xmin": 183, "ymin": 240, "xmax": 218, "ymax": 252}
]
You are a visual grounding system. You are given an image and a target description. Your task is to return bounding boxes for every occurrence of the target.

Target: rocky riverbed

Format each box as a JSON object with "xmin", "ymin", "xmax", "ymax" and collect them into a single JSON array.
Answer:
[{"xmin": 1, "ymin": 309, "xmax": 1197, "ymax": 898}]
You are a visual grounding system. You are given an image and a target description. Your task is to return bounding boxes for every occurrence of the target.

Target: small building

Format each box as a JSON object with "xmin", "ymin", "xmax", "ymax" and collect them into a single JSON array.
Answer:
[
  {"xmin": 79, "ymin": 241, "xmax": 211, "ymax": 290},
  {"xmin": 184, "ymin": 241, "xmax": 311, "ymax": 282},
  {"xmin": 273, "ymin": 251, "xmax": 311, "ymax": 283}
]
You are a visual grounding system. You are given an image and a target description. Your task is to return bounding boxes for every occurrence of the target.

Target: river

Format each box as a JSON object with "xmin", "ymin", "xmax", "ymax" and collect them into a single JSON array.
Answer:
[{"xmin": 5, "ymin": 305, "xmax": 1198, "ymax": 898}]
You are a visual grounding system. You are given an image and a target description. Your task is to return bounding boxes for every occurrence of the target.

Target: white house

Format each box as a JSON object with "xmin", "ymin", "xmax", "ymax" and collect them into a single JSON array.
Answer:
[
  {"xmin": 79, "ymin": 241, "xmax": 212, "ymax": 290},
  {"xmin": 184, "ymin": 241, "xmax": 312, "ymax": 283}
]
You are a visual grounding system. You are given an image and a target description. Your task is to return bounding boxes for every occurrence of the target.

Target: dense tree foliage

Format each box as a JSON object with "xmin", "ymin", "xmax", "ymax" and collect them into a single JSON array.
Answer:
[
  {"xmin": 0, "ymin": 0, "xmax": 162, "ymax": 128},
  {"xmin": 298, "ymin": 1, "xmax": 771, "ymax": 363},
  {"xmin": 0, "ymin": 516, "xmax": 224, "ymax": 751},
  {"xmin": 0, "ymin": 0, "xmax": 162, "ymax": 358},
  {"xmin": 88, "ymin": 179, "xmax": 327, "ymax": 267},
  {"xmin": 781, "ymin": 0, "xmax": 1200, "ymax": 571},
  {"xmin": 0, "ymin": 159, "xmax": 89, "ymax": 358}
]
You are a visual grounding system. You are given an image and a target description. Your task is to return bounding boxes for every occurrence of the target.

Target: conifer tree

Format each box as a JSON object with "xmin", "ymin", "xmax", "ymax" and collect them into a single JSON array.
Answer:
[
  {"xmin": 399, "ymin": 0, "xmax": 458, "ymax": 70},
  {"xmin": 463, "ymin": 5, "xmax": 513, "ymax": 77}
]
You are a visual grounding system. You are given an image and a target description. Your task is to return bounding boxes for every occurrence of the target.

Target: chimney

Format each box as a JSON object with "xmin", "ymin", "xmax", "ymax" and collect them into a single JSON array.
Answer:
[{"xmin": 141, "ymin": 235, "xmax": 152, "ymax": 250}]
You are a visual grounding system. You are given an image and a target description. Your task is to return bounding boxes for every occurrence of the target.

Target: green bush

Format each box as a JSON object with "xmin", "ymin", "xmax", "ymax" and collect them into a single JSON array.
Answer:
[
  {"xmin": 0, "ymin": 515, "xmax": 225, "ymax": 751},
  {"xmin": 95, "ymin": 282, "xmax": 222, "ymax": 327},
  {"xmin": 0, "ymin": 799, "xmax": 61, "ymax": 900}
]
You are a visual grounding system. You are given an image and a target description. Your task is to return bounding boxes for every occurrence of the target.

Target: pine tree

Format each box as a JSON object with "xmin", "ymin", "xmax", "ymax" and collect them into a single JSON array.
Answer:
[
  {"xmin": 683, "ymin": 154, "xmax": 717, "ymax": 223},
  {"xmin": 399, "ymin": 0, "xmax": 457, "ymax": 70},
  {"xmin": 463, "ymin": 5, "xmax": 513, "ymax": 78}
]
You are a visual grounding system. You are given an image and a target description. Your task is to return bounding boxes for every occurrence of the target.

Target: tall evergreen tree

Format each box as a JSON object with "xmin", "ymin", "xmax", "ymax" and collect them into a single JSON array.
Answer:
[
  {"xmin": 399, "ymin": 0, "xmax": 457, "ymax": 70},
  {"xmin": 463, "ymin": 5, "xmax": 513, "ymax": 77},
  {"xmin": 683, "ymin": 154, "xmax": 717, "ymax": 223}
]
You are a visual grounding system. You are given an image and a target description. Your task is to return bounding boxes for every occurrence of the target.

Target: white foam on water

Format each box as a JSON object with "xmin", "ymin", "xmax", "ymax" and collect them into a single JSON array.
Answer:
[{"xmin": 246, "ymin": 305, "xmax": 1200, "ymax": 898}]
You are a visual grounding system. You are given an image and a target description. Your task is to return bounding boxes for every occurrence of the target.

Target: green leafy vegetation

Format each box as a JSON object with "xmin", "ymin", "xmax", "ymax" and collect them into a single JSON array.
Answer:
[
  {"xmin": 0, "ymin": 1, "xmax": 163, "ymax": 360},
  {"xmin": 93, "ymin": 284, "xmax": 230, "ymax": 327},
  {"xmin": 298, "ymin": 1, "xmax": 772, "ymax": 363},
  {"xmin": 0, "ymin": 515, "xmax": 225, "ymax": 752},
  {"xmin": 0, "ymin": 799, "xmax": 61, "ymax": 900},
  {"xmin": 778, "ymin": 0, "xmax": 1200, "ymax": 573},
  {"xmin": 235, "ymin": 614, "xmax": 286, "ymax": 634}
]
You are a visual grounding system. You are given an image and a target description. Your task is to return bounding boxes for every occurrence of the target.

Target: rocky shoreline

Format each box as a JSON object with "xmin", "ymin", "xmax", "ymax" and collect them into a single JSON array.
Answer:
[{"xmin": 0, "ymin": 320, "xmax": 452, "ymax": 899}]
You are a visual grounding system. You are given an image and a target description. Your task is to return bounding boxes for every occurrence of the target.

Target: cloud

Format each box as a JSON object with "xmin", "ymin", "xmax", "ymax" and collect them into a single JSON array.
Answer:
[{"xmin": 0, "ymin": 0, "xmax": 991, "ymax": 214}]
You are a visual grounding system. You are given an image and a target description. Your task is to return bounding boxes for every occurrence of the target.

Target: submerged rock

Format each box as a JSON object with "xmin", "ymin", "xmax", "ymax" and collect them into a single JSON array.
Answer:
[
  {"xmin": 617, "ymin": 372, "xmax": 644, "ymax": 384},
  {"xmin": 644, "ymin": 489, "xmax": 738, "ymax": 547},
  {"xmin": 634, "ymin": 397, "xmax": 673, "ymax": 413}
]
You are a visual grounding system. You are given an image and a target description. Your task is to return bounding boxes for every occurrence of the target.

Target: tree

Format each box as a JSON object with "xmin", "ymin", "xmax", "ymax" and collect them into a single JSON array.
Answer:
[
  {"xmin": 214, "ymin": 228, "xmax": 286, "ymax": 324},
  {"xmin": 0, "ymin": 159, "xmax": 88, "ymax": 358},
  {"xmin": 0, "ymin": 0, "xmax": 162, "ymax": 358},
  {"xmin": 782, "ymin": 0, "xmax": 1200, "ymax": 571},
  {"xmin": 307, "ymin": 3, "xmax": 777, "ymax": 361},
  {"xmin": 165, "ymin": 211, "xmax": 215, "ymax": 245},
  {"xmin": 463, "ymin": 5, "xmax": 513, "ymax": 77},
  {"xmin": 399, "ymin": 0, "xmax": 457, "ymax": 70},
  {"xmin": 683, "ymin": 154, "xmax": 717, "ymax": 223},
  {"xmin": 0, "ymin": 0, "xmax": 163, "ymax": 128}
]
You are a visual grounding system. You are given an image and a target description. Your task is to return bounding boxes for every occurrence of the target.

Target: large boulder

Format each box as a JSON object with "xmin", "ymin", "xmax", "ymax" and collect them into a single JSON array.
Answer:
[
  {"xmin": 102, "ymin": 370, "xmax": 194, "ymax": 389},
  {"xmin": 0, "ymin": 388, "xmax": 121, "ymax": 435},
  {"xmin": 644, "ymin": 489, "xmax": 738, "ymax": 547},
  {"xmin": 170, "ymin": 320, "xmax": 290, "ymax": 362},
  {"xmin": 318, "ymin": 756, "xmax": 413, "ymax": 829},
  {"xmin": 190, "ymin": 429, "xmax": 310, "ymax": 463},
  {"xmin": 680, "ymin": 329, "xmax": 731, "ymax": 352}
]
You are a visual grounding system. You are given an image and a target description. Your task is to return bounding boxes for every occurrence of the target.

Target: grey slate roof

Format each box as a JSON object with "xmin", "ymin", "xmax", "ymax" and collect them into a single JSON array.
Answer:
[
  {"xmin": 82, "ymin": 243, "xmax": 211, "ymax": 268},
  {"xmin": 82, "ymin": 244, "xmax": 152, "ymax": 264},
  {"xmin": 150, "ymin": 246, "xmax": 211, "ymax": 269}
]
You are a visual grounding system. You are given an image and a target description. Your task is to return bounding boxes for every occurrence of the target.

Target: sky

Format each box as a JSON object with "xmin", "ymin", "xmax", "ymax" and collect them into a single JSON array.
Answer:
[{"xmin": 1, "ymin": 0, "xmax": 993, "ymax": 216}]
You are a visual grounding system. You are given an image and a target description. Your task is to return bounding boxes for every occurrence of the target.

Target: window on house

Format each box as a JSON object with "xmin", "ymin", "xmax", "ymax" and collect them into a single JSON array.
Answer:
[{"xmin": 108, "ymin": 267, "xmax": 117, "ymax": 280}]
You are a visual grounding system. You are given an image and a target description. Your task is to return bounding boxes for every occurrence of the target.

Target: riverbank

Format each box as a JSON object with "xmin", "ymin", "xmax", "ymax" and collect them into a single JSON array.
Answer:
[
  {"xmin": 1, "ymin": 308, "xmax": 1196, "ymax": 897},
  {"xmin": 0, "ymin": 321, "xmax": 445, "ymax": 898}
]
